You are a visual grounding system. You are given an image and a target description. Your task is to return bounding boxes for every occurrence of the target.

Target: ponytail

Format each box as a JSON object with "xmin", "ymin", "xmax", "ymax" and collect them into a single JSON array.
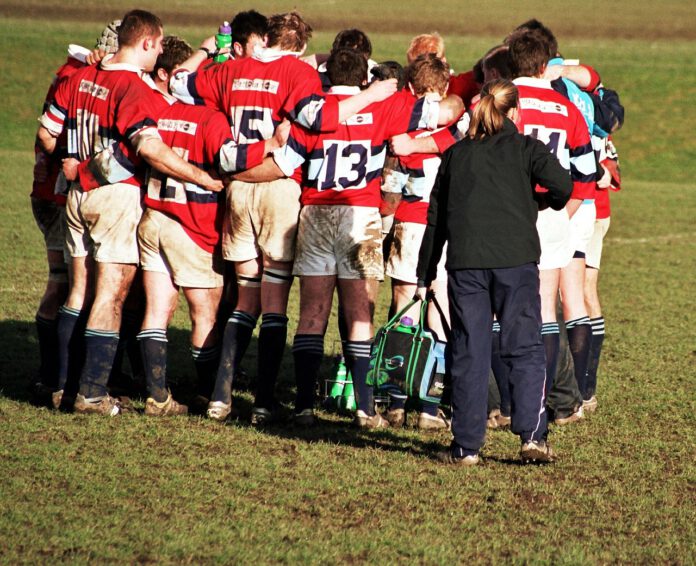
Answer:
[{"xmin": 467, "ymin": 79, "xmax": 519, "ymax": 140}]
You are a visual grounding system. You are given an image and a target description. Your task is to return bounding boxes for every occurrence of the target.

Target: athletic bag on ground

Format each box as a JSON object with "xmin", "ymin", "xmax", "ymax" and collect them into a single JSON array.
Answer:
[{"xmin": 366, "ymin": 295, "xmax": 448, "ymax": 403}]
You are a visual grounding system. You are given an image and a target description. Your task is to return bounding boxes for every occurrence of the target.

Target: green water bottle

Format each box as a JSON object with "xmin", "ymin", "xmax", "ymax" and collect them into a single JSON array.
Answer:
[
  {"xmin": 214, "ymin": 21, "xmax": 232, "ymax": 63},
  {"xmin": 340, "ymin": 370, "xmax": 356, "ymax": 412}
]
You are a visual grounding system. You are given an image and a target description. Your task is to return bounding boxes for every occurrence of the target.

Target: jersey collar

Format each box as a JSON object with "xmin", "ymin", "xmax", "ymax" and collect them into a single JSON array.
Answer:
[
  {"xmin": 252, "ymin": 46, "xmax": 301, "ymax": 63},
  {"xmin": 99, "ymin": 54, "xmax": 146, "ymax": 75},
  {"xmin": 327, "ymin": 86, "xmax": 361, "ymax": 95},
  {"xmin": 513, "ymin": 76, "xmax": 553, "ymax": 90}
]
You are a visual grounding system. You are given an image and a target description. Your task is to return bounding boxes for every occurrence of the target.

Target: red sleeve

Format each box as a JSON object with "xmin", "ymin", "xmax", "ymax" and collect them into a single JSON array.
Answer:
[
  {"xmin": 581, "ymin": 64, "xmax": 602, "ymax": 92},
  {"xmin": 449, "ymin": 71, "xmax": 480, "ymax": 108},
  {"xmin": 284, "ymin": 61, "xmax": 339, "ymax": 132}
]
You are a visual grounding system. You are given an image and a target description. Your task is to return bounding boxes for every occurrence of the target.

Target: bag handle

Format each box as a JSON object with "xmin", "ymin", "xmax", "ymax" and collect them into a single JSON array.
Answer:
[{"xmin": 426, "ymin": 289, "xmax": 452, "ymax": 341}]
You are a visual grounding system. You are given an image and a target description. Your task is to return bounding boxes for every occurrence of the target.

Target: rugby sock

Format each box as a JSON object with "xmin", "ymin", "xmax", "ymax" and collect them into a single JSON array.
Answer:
[
  {"xmin": 565, "ymin": 316, "xmax": 592, "ymax": 399},
  {"xmin": 337, "ymin": 304, "xmax": 349, "ymax": 358},
  {"xmin": 586, "ymin": 317, "xmax": 605, "ymax": 399},
  {"xmin": 123, "ymin": 308, "xmax": 145, "ymax": 381},
  {"xmin": 191, "ymin": 344, "xmax": 221, "ymax": 400},
  {"xmin": 138, "ymin": 329, "xmax": 168, "ymax": 403},
  {"xmin": 292, "ymin": 334, "xmax": 324, "ymax": 412},
  {"xmin": 211, "ymin": 311, "xmax": 258, "ymax": 405},
  {"xmin": 56, "ymin": 306, "xmax": 82, "ymax": 391},
  {"xmin": 388, "ymin": 391, "xmax": 407, "ymax": 411},
  {"xmin": 35, "ymin": 314, "xmax": 59, "ymax": 388},
  {"xmin": 78, "ymin": 330, "xmax": 120, "ymax": 399},
  {"xmin": 345, "ymin": 340, "xmax": 374, "ymax": 415},
  {"xmin": 255, "ymin": 313, "xmax": 288, "ymax": 410},
  {"xmin": 491, "ymin": 321, "xmax": 511, "ymax": 417},
  {"xmin": 420, "ymin": 400, "xmax": 439, "ymax": 417},
  {"xmin": 541, "ymin": 323, "xmax": 560, "ymax": 397}
]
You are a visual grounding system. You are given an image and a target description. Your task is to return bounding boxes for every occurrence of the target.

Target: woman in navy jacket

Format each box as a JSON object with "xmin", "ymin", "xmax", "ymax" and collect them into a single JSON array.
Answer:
[{"xmin": 417, "ymin": 79, "xmax": 572, "ymax": 465}]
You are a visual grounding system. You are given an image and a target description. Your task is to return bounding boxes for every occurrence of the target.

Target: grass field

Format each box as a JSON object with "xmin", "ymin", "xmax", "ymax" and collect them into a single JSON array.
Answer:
[{"xmin": 1, "ymin": 2, "xmax": 695, "ymax": 563}]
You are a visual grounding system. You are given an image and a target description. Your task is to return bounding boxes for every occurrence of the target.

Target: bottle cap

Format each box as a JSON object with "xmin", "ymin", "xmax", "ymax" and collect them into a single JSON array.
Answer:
[
  {"xmin": 400, "ymin": 316, "xmax": 414, "ymax": 327},
  {"xmin": 219, "ymin": 21, "xmax": 232, "ymax": 34}
]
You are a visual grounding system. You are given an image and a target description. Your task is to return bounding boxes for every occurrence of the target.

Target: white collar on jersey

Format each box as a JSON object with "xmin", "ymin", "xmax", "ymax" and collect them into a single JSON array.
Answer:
[
  {"xmin": 319, "ymin": 58, "xmax": 378, "ymax": 73},
  {"xmin": 513, "ymin": 76, "xmax": 553, "ymax": 89},
  {"xmin": 252, "ymin": 46, "xmax": 302, "ymax": 63},
  {"xmin": 67, "ymin": 44, "xmax": 91, "ymax": 64},
  {"xmin": 327, "ymin": 86, "xmax": 361, "ymax": 95},
  {"xmin": 99, "ymin": 54, "xmax": 146, "ymax": 75}
]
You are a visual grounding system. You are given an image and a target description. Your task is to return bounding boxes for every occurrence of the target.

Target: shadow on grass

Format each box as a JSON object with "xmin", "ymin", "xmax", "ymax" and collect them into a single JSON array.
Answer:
[{"xmin": 0, "ymin": 320, "xmax": 444, "ymax": 459}]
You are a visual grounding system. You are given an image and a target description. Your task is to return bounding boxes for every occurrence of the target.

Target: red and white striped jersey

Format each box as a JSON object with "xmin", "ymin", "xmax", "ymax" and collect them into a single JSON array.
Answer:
[
  {"xmin": 513, "ymin": 77, "xmax": 596, "ymax": 200},
  {"xmin": 273, "ymin": 88, "xmax": 438, "ymax": 207},
  {"xmin": 40, "ymin": 56, "xmax": 165, "ymax": 189},
  {"xmin": 145, "ymin": 104, "xmax": 234, "ymax": 252},
  {"xmin": 170, "ymin": 48, "xmax": 339, "ymax": 143},
  {"xmin": 33, "ymin": 54, "xmax": 87, "ymax": 204},
  {"xmin": 382, "ymin": 129, "xmax": 442, "ymax": 224}
]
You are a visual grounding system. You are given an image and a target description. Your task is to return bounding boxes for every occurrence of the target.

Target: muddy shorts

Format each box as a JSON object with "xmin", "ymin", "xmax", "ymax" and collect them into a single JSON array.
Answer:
[
  {"xmin": 66, "ymin": 182, "xmax": 142, "ymax": 264},
  {"xmin": 586, "ymin": 217, "xmax": 611, "ymax": 269},
  {"xmin": 222, "ymin": 178, "xmax": 301, "ymax": 263},
  {"xmin": 138, "ymin": 208, "xmax": 223, "ymax": 288},
  {"xmin": 293, "ymin": 204, "xmax": 384, "ymax": 280},
  {"xmin": 386, "ymin": 220, "xmax": 447, "ymax": 284},
  {"xmin": 31, "ymin": 197, "xmax": 65, "ymax": 252}
]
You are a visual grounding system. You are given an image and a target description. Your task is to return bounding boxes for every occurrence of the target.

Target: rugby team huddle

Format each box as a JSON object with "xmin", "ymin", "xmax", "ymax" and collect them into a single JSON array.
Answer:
[{"xmin": 31, "ymin": 8, "xmax": 623, "ymax": 464}]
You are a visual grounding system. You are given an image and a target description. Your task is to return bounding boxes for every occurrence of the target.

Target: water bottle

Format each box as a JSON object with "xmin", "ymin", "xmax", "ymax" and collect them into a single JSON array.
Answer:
[
  {"xmin": 340, "ymin": 372, "xmax": 356, "ymax": 411},
  {"xmin": 214, "ymin": 21, "xmax": 232, "ymax": 63},
  {"xmin": 328, "ymin": 355, "xmax": 347, "ymax": 398}
]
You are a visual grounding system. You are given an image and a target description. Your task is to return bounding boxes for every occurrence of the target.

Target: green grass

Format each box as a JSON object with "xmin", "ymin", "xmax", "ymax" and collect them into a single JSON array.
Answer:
[{"xmin": 1, "ymin": 3, "xmax": 695, "ymax": 564}]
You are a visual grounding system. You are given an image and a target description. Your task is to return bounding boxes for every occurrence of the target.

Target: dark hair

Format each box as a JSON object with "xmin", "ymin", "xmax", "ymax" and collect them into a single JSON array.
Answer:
[
  {"xmin": 472, "ymin": 58, "xmax": 484, "ymax": 85},
  {"xmin": 118, "ymin": 10, "xmax": 163, "ymax": 48},
  {"xmin": 230, "ymin": 10, "xmax": 267, "ymax": 48},
  {"xmin": 332, "ymin": 29, "xmax": 372, "ymax": 59},
  {"xmin": 266, "ymin": 11, "xmax": 312, "ymax": 52},
  {"xmin": 406, "ymin": 53, "xmax": 450, "ymax": 97},
  {"xmin": 482, "ymin": 44, "xmax": 513, "ymax": 80},
  {"xmin": 467, "ymin": 79, "xmax": 518, "ymax": 140},
  {"xmin": 507, "ymin": 30, "xmax": 549, "ymax": 79},
  {"xmin": 327, "ymin": 49, "xmax": 367, "ymax": 88},
  {"xmin": 509, "ymin": 19, "xmax": 558, "ymax": 59},
  {"xmin": 371, "ymin": 61, "xmax": 405, "ymax": 90},
  {"xmin": 151, "ymin": 36, "xmax": 193, "ymax": 78}
]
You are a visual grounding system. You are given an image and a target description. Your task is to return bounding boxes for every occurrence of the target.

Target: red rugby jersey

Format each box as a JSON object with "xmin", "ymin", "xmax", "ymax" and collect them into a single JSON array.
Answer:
[
  {"xmin": 274, "ymin": 88, "xmax": 435, "ymax": 207},
  {"xmin": 595, "ymin": 136, "xmax": 621, "ymax": 219},
  {"xmin": 145, "ymin": 104, "xmax": 233, "ymax": 252},
  {"xmin": 33, "ymin": 54, "xmax": 86, "ymax": 204},
  {"xmin": 170, "ymin": 49, "xmax": 339, "ymax": 145},
  {"xmin": 41, "ymin": 56, "xmax": 164, "ymax": 190},
  {"xmin": 448, "ymin": 70, "xmax": 480, "ymax": 109},
  {"xmin": 382, "ymin": 129, "xmax": 442, "ymax": 224},
  {"xmin": 513, "ymin": 77, "xmax": 596, "ymax": 200}
]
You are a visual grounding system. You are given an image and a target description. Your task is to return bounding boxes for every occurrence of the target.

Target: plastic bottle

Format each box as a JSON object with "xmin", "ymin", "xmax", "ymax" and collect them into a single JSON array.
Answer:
[{"xmin": 214, "ymin": 21, "xmax": 232, "ymax": 63}]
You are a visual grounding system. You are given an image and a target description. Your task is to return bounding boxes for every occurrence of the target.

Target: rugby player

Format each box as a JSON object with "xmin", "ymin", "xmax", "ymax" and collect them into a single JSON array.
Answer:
[
  {"xmin": 507, "ymin": 30, "xmax": 596, "ymax": 422},
  {"xmin": 170, "ymin": 12, "xmax": 400, "ymax": 423},
  {"xmin": 380, "ymin": 54, "xmax": 455, "ymax": 430},
  {"xmin": 37, "ymin": 10, "xmax": 223, "ymax": 416}
]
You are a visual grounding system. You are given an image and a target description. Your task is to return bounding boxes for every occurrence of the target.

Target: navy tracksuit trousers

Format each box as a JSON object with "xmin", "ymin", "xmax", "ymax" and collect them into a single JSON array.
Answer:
[{"xmin": 447, "ymin": 263, "xmax": 548, "ymax": 452}]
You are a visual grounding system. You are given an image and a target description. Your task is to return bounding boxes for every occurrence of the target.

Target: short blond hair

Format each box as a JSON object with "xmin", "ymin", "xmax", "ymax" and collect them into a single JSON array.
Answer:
[
  {"xmin": 407, "ymin": 54, "xmax": 450, "ymax": 97},
  {"xmin": 406, "ymin": 33, "xmax": 445, "ymax": 64}
]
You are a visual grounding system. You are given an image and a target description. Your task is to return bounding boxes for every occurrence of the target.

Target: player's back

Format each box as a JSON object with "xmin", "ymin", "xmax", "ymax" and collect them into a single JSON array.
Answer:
[
  {"xmin": 54, "ymin": 63, "xmax": 160, "ymax": 164},
  {"xmin": 287, "ymin": 89, "xmax": 424, "ymax": 207},
  {"xmin": 146, "ymin": 103, "xmax": 229, "ymax": 252},
  {"xmin": 514, "ymin": 76, "xmax": 595, "ymax": 199}
]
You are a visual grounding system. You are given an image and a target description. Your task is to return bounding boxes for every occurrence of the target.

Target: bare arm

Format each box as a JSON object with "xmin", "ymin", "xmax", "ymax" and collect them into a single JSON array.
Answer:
[
  {"xmin": 175, "ymin": 36, "xmax": 217, "ymax": 73},
  {"xmin": 232, "ymin": 156, "xmax": 286, "ymax": 184},
  {"xmin": 337, "ymin": 79, "xmax": 398, "ymax": 123},
  {"xmin": 390, "ymin": 134, "xmax": 439, "ymax": 156},
  {"xmin": 436, "ymin": 94, "xmax": 464, "ymax": 126},
  {"xmin": 139, "ymin": 137, "xmax": 223, "ymax": 192},
  {"xmin": 36, "ymin": 126, "xmax": 57, "ymax": 155},
  {"xmin": 544, "ymin": 64, "xmax": 593, "ymax": 89}
]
